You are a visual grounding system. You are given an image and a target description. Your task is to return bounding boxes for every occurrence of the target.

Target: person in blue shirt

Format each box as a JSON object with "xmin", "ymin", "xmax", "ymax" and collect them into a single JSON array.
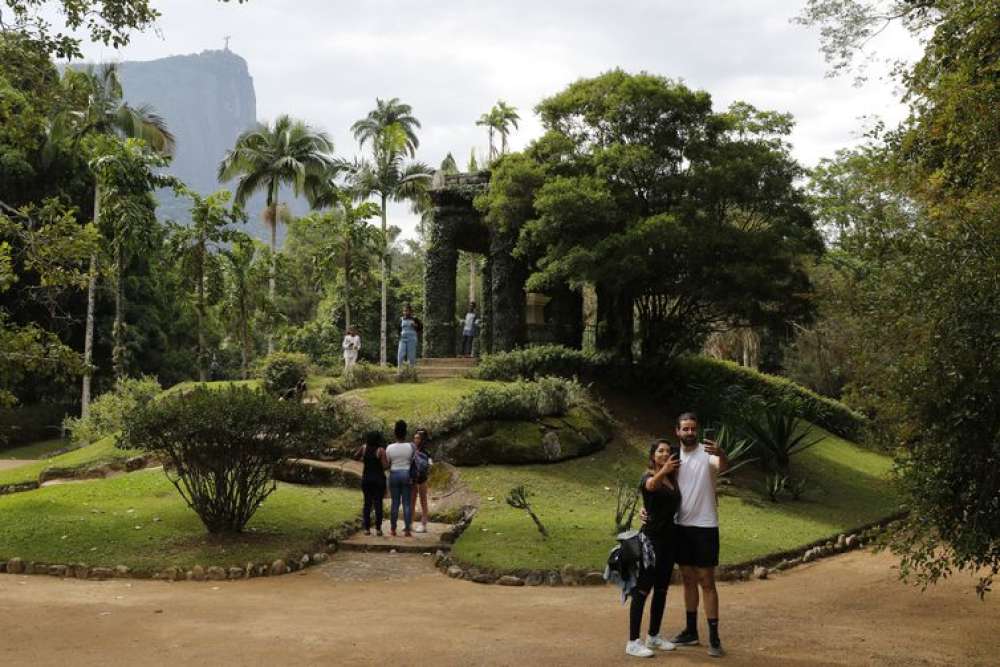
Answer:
[{"xmin": 397, "ymin": 304, "xmax": 422, "ymax": 369}]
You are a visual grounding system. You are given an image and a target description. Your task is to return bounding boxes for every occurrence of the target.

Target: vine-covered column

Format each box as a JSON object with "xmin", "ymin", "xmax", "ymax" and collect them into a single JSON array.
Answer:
[
  {"xmin": 424, "ymin": 207, "xmax": 459, "ymax": 357},
  {"xmin": 480, "ymin": 254, "xmax": 493, "ymax": 354},
  {"xmin": 489, "ymin": 227, "xmax": 527, "ymax": 352}
]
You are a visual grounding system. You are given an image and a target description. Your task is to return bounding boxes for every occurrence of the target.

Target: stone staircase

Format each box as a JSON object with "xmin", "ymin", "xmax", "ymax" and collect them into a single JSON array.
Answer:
[{"xmin": 416, "ymin": 356, "xmax": 477, "ymax": 380}]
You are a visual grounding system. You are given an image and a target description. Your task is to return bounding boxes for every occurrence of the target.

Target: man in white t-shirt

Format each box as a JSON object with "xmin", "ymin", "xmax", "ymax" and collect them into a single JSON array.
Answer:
[
  {"xmin": 670, "ymin": 412, "xmax": 729, "ymax": 658},
  {"xmin": 461, "ymin": 303, "xmax": 477, "ymax": 357}
]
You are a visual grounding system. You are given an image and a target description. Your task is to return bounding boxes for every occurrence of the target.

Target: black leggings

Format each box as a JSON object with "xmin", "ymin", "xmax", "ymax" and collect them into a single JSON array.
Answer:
[
  {"xmin": 361, "ymin": 478, "xmax": 385, "ymax": 531},
  {"xmin": 629, "ymin": 535, "xmax": 675, "ymax": 641}
]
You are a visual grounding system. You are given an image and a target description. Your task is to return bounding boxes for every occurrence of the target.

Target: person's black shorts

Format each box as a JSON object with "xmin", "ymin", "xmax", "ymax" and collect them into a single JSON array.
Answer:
[{"xmin": 675, "ymin": 525, "xmax": 720, "ymax": 567}]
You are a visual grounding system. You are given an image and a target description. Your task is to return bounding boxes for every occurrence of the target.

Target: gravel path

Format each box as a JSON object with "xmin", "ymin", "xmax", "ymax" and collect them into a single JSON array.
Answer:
[{"xmin": 0, "ymin": 549, "xmax": 995, "ymax": 666}]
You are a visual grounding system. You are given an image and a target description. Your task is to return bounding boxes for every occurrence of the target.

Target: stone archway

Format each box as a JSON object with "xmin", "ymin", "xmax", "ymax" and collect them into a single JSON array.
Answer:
[{"xmin": 424, "ymin": 171, "xmax": 583, "ymax": 358}]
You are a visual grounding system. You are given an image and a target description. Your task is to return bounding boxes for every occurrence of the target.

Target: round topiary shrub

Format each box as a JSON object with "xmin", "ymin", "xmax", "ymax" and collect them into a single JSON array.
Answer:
[
  {"xmin": 119, "ymin": 386, "xmax": 326, "ymax": 533},
  {"xmin": 259, "ymin": 352, "xmax": 310, "ymax": 399}
]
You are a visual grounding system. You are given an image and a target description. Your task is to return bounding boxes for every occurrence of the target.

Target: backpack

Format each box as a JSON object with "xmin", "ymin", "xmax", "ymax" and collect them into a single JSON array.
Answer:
[{"xmin": 411, "ymin": 448, "xmax": 431, "ymax": 482}]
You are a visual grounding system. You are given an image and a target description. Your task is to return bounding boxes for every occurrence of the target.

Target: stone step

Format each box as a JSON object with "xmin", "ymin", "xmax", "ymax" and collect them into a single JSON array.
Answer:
[
  {"xmin": 339, "ymin": 521, "xmax": 453, "ymax": 554},
  {"xmin": 417, "ymin": 368, "xmax": 473, "ymax": 378},
  {"xmin": 417, "ymin": 357, "xmax": 477, "ymax": 367}
]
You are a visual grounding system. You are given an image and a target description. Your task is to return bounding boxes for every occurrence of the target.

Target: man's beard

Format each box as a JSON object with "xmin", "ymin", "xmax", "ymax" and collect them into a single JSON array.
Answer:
[{"xmin": 680, "ymin": 434, "xmax": 698, "ymax": 447}]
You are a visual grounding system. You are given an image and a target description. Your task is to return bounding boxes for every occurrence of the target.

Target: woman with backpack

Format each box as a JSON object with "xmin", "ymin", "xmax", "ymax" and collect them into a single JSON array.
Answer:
[
  {"xmin": 625, "ymin": 439, "xmax": 682, "ymax": 658},
  {"xmin": 385, "ymin": 419, "xmax": 416, "ymax": 537},
  {"xmin": 410, "ymin": 428, "xmax": 433, "ymax": 533},
  {"xmin": 354, "ymin": 430, "xmax": 388, "ymax": 536}
]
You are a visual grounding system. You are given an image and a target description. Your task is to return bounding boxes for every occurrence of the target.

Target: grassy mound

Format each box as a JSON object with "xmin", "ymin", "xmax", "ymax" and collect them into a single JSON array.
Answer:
[
  {"xmin": 0, "ymin": 438, "xmax": 70, "ymax": 460},
  {"xmin": 343, "ymin": 378, "xmax": 497, "ymax": 425},
  {"xmin": 0, "ymin": 436, "xmax": 140, "ymax": 489},
  {"xmin": 0, "ymin": 469, "xmax": 358, "ymax": 573},
  {"xmin": 452, "ymin": 428, "xmax": 898, "ymax": 572}
]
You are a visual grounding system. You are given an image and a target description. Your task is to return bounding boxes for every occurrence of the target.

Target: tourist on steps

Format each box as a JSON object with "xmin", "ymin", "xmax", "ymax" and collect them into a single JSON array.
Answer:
[
  {"xmin": 410, "ymin": 428, "xmax": 433, "ymax": 533},
  {"xmin": 397, "ymin": 304, "xmax": 422, "ymax": 369},
  {"xmin": 461, "ymin": 303, "xmax": 477, "ymax": 357},
  {"xmin": 626, "ymin": 439, "xmax": 681, "ymax": 658},
  {"xmin": 386, "ymin": 419, "xmax": 416, "ymax": 536},
  {"xmin": 354, "ymin": 430, "xmax": 387, "ymax": 537}
]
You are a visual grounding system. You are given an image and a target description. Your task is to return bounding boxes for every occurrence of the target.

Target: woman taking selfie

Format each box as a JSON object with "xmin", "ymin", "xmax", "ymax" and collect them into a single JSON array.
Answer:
[{"xmin": 626, "ymin": 439, "xmax": 681, "ymax": 658}]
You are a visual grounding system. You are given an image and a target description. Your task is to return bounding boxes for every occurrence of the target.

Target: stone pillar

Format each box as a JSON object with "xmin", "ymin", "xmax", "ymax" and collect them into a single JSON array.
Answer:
[
  {"xmin": 489, "ymin": 228, "xmax": 527, "ymax": 352},
  {"xmin": 424, "ymin": 210, "xmax": 458, "ymax": 357},
  {"xmin": 481, "ymin": 255, "xmax": 493, "ymax": 354}
]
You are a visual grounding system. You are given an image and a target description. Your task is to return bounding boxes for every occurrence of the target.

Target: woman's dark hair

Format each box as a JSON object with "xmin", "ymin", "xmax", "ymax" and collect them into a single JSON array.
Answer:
[
  {"xmin": 394, "ymin": 419, "xmax": 408, "ymax": 441},
  {"xmin": 648, "ymin": 439, "xmax": 672, "ymax": 468},
  {"xmin": 364, "ymin": 430, "xmax": 384, "ymax": 448},
  {"xmin": 414, "ymin": 428, "xmax": 430, "ymax": 450}
]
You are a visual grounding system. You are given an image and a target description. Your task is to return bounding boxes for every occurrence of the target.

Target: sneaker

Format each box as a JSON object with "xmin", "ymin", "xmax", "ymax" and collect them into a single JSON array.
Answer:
[
  {"xmin": 403, "ymin": 530, "xmax": 412, "ymax": 537},
  {"xmin": 376, "ymin": 529, "xmax": 384, "ymax": 537},
  {"xmin": 669, "ymin": 629, "xmax": 700, "ymax": 646},
  {"xmin": 708, "ymin": 641, "xmax": 725, "ymax": 658},
  {"xmin": 645, "ymin": 634, "xmax": 676, "ymax": 651},
  {"xmin": 625, "ymin": 640, "xmax": 654, "ymax": 658},
  {"xmin": 390, "ymin": 529, "xmax": 397, "ymax": 537},
  {"xmin": 415, "ymin": 524, "xmax": 426, "ymax": 533}
]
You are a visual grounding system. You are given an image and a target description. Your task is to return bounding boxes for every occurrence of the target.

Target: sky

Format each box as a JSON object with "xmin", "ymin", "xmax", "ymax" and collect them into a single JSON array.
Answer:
[{"xmin": 72, "ymin": 0, "xmax": 921, "ymax": 239}]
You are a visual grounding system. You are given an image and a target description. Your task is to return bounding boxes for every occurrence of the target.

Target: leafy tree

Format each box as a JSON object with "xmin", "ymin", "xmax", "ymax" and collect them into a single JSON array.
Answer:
[
  {"xmin": 219, "ymin": 236, "xmax": 268, "ymax": 379},
  {"xmin": 440, "ymin": 152, "xmax": 459, "ymax": 175},
  {"xmin": 799, "ymin": 0, "xmax": 1000, "ymax": 596},
  {"xmin": 350, "ymin": 103, "xmax": 432, "ymax": 364},
  {"xmin": 217, "ymin": 115, "xmax": 335, "ymax": 353},
  {"xmin": 167, "ymin": 190, "xmax": 247, "ymax": 381},
  {"xmin": 479, "ymin": 71, "xmax": 819, "ymax": 362}
]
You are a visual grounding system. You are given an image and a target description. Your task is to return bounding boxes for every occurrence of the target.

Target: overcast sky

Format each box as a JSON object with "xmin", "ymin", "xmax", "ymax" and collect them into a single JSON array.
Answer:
[{"xmin": 74, "ymin": 0, "xmax": 919, "ymax": 239}]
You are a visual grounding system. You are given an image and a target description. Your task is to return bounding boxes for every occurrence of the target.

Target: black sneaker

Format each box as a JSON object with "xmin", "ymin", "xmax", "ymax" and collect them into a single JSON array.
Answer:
[
  {"xmin": 708, "ymin": 640, "xmax": 725, "ymax": 657},
  {"xmin": 669, "ymin": 629, "xmax": 700, "ymax": 646}
]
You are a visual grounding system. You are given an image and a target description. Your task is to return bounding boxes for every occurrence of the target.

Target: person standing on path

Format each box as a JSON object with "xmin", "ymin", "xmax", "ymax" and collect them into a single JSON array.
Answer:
[
  {"xmin": 461, "ymin": 303, "xmax": 477, "ymax": 357},
  {"xmin": 397, "ymin": 304, "xmax": 422, "ymax": 369},
  {"xmin": 385, "ymin": 419, "xmax": 416, "ymax": 537},
  {"xmin": 625, "ymin": 439, "xmax": 682, "ymax": 658},
  {"xmin": 410, "ymin": 428, "xmax": 433, "ymax": 533},
  {"xmin": 354, "ymin": 430, "xmax": 387, "ymax": 536},
  {"xmin": 670, "ymin": 412, "xmax": 729, "ymax": 658},
  {"xmin": 342, "ymin": 326, "xmax": 361, "ymax": 371}
]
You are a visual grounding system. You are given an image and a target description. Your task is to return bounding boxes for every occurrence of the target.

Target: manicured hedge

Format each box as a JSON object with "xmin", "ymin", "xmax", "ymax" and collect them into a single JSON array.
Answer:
[
  {"xmin": 670, "ymin": 355, "xmax": 865, "ymax": 440},
  {"xmin": 475, "ymin": 344, "xmax": 609, "ymax": 381}
]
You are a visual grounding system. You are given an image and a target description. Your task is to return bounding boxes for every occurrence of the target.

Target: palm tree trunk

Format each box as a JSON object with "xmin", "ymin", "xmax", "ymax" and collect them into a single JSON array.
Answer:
[
  {"xmin": 196, "ymin": 243, "xmax": 206, "ymax": 382},
  {"xmin": 81, "ymin": 185, "xmax": 100, "ymax": 417},
  {"xmin": 469, "ymin": 254, "xmax": 476, "ymax": 305},
  {"xmin": 112, "ymin": 242, "xmax": 126, "ymax": 379},
  {"xmin": 380, "ymin": 194, "xmax": 388, "ymax": 366},
  {"xmin": 267, "ymin": 195, "xmax": 277, "ymax": 355}
]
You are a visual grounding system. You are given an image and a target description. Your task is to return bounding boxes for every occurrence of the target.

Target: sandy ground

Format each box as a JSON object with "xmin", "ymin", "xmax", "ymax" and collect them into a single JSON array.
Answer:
[
  {"xmin": 0, "ymin": 458, "xmax": 33, "ymax": 471},
  {"xmin": 0, "ymin": 549, "xmax": 995, "ymax": 667}
]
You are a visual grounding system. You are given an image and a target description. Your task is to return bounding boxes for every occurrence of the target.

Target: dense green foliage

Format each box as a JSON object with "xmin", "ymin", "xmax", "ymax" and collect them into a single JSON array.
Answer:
[
  {"xmin": 475, "ymin": 344, "xmax": 608, "ymax": 381},
  {"xmin": 62, "ymin": 374, "xmax": 161, "ymax": 446},
  {"xmin": 258, "ymin": 352, "xmax": 310, "ymax": 399},
  {"xmin": 477, "ymin": 71, "xmax": 820, "ymax": 362},
  {"xmin": 119, "ymin": 386, "xmax": 326, "ymax": 533}
]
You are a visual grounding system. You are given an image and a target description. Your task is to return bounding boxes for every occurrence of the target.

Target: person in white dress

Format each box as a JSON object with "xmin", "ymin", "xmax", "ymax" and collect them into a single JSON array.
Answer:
[{"xmin": 342, "ymin": 326, "xmax": 361, "ymax": 370}]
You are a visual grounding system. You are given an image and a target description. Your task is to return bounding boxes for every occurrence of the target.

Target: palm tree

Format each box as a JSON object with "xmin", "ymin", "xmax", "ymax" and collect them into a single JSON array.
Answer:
[
  {"xmin": 217, "ymin": 115, "xmax": 335, "ymax": 353},
  {"xmin": 476, "ymin": 108, "xmax": 499, "ymax": 161},
  {"xmin": 220, "ymin": 236, "xmax": 267, "ymax": 379},
  {"xmin": 54, "ymin": 64, "xmax": 175, "ymax": 416},
  {"xmin": 351, "ymin": 100, "xmax": 431, "ymax": 364},
  {"xmin": 494, "ymin": 100, "xmax": 520, "ymax": 154}
]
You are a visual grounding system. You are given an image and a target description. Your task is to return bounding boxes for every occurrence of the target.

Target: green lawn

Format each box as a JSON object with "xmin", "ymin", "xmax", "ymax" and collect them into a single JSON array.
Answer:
[
  {"xmin": 344, "ymin": 378, "xmax": 497, "ymax": 425},
  {"xmin": 452, "ymin": 428, "xmax": 900, "ymax": 572},
  {"xmin": 0, "ymin": 438, "xmax": 70, "ymax": 460},
  {"xmin": 0, "ymin": 469, "xmax": 358, "ymax": 572},
  {"xmin": 0, "ymin": 436, "xmax": 139, "ymax": 488}
]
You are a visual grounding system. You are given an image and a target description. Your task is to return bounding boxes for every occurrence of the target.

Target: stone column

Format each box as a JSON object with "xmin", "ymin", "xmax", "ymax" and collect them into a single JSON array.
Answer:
[
  {"xmin": 424, "ymin": 208, "xmax": 459, "ymax": 357},
  {"xmin": 480, "ymin": 255, "xmax": 493, "ymax": 355},
  {"xmin": 489, "ymin": 228, "xmax": 527, "ymax": 352}
]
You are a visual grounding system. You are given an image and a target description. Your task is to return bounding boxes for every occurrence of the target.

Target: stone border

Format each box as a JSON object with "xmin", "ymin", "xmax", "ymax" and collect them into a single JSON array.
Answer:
[
  {"xmin": 0, "ymin": 454, "xmax": 153, "ymax": 497},
  {"xmin": 0, "ymin": 518, "xmax": 362, "ymax": 583},
  {"xmin": 433, "ymin": 512, "xmax": 906, "ymax": 588}
]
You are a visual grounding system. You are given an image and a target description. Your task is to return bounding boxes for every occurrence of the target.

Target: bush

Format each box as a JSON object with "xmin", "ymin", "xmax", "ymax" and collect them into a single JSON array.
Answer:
[
  {"xmin": 119, "ymin": 386, "xmax": 325, "ymax": 533},
  {"xmin": 475, "ymin": 344, "xmax": 609, "ymax": 381},
  {"xmin": 323, "ymin": 363, "xmax": 397, "ymax": 397},
  {"xmin": 670, "ymin": 355, "xmax": 865, "ymax": 440},
  {"xmin": 259, "ymin": 352, "xmax": 310, "ymax": 399},
  {"xmin": 439, "ymin": 376, "xmax": 584, "ymax": 435},
  {"xmin": 728, "ymin": 398, "xmax": 824, "ymax": 472},
  {"xmin": 63, "ymin": 376, "xmax": 162, "ymax": 446}
]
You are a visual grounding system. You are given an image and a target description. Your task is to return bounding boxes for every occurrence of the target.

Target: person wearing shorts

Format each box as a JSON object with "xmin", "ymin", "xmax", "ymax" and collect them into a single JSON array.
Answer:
[{"xmin": 670, "ymin": 412, "xmax": 729, "ymax": 658}]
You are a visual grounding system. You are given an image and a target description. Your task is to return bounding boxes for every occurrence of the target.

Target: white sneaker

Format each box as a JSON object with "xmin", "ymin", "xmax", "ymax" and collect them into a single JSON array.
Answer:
[
  {"xmin": 414, "ymin": 524, "xmax": 426, "ymax": 533},
  {"xmin": 645, "ymin": 634, "xmax": 676, "ymax": 651},
  {"xmin": 625, "ymin": 640, "xmax": 655, "ymax": 658}
]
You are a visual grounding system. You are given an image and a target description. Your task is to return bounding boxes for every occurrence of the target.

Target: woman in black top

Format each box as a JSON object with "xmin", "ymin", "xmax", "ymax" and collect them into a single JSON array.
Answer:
[
  {"xmin": 626, "ymin": 439, "xmax": 681, "ymax": 658},
  {"xmin": 354, "ymin": 430, "xmax": 388, "ymax": 536}
]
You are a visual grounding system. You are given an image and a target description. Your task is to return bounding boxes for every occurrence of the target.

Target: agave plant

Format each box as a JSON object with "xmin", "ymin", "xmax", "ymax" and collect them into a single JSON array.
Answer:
[{"xmin": 731, "ymin": 399, "xmax": 823, "ymax": 472}]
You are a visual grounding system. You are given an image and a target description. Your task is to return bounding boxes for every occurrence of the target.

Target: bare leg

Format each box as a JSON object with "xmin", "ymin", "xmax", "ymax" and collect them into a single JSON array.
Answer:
[
  {"xmin": 698, "ymin": 567, "xmax": 719, "ymax": 619},
  {"xmin": 418, "ymin": 483, "xmax": 429, "ymax": 527},
  {"xmin": 681, "ymin": 565, "xmax": 700, "ymax": 612}
]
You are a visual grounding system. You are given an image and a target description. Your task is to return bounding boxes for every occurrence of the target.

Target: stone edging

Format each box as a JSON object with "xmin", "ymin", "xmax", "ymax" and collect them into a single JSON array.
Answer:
[
  {"xmin": 0, "ymin": 519, "xmax": 362, "ymax": 583},
  {"xmin": 0, "ymin": 454, "xmax": 152, "ymax": 497},
  {"xmin": 433, "ymin": 512, "xmax": 907, "ymax": 588}
]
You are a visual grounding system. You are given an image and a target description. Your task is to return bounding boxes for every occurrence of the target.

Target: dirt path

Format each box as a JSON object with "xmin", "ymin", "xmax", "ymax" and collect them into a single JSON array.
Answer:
[
  {"xmin": 0, "ymin": 549, "xmax": 995, "ymax": 666},
  {"xmin": 0, "ymin": 458, "xmax": 35, "ymax": 471}
]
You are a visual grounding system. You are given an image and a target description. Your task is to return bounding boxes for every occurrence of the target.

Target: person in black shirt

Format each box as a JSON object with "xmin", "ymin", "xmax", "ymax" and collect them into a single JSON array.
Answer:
[
  {"xmin": 626, "ymin": 439, "xmax": 681, "ymax": 658},
  {"xmin": 354, "ymin": 430, "xmax": 388, "ymax": 536}
]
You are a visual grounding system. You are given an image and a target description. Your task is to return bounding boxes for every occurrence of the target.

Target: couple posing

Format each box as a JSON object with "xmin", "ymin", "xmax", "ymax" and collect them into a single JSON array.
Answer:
[
  {"xmin": 628, "ymin": 412, "xmax": 728, "ymax": 659},
  {"xmin": 356, "ymin": 420, "xmax": 432, "ymax": 537}
]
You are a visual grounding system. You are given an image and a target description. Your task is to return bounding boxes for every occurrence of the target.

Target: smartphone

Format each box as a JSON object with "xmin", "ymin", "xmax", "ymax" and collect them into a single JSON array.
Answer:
[{"xmin": 703, "ymin": 427, "xmax": 716, "ymax": 445}]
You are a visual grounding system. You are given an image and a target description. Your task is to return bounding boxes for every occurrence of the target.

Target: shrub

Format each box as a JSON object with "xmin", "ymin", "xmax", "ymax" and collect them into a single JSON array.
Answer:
[
  {"xmin": 317, "ymin": 393, "xmax": 386, "ymax": 448},
  {"xmin": 323, "ymin": 363, "xmax": 396, "ymax": 397},
  {"xmin": 670, "ymin": 355, "xmax": 866, "ymax": 440},
  {"xmin": 475, "ymin": 344, "xmax": 609, "ymax": 381},
  {"xmin": 0, "ymin": 403, "xmax": 68, "ymax": 448},
  {"xmin": 259, "ymin": 352, "xmax": 310, "ymax": 399},
  {"xmin": 395, "ymin": 364, "xmax": 420, "ymax": 383},
  {"xmin": 728, "ymin": 397, "xmax": 824, "ymax": 472},
  {"xmin": 63, "ymin": 376, "xmax": 162, "ymax": 446},
  {"xmin": 439, "ymin": 376, "xmax": 581, "ymax": 434},
  {"xmin": 119, "ymin": 386, "xmax": 325, "ymax": 533}
]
